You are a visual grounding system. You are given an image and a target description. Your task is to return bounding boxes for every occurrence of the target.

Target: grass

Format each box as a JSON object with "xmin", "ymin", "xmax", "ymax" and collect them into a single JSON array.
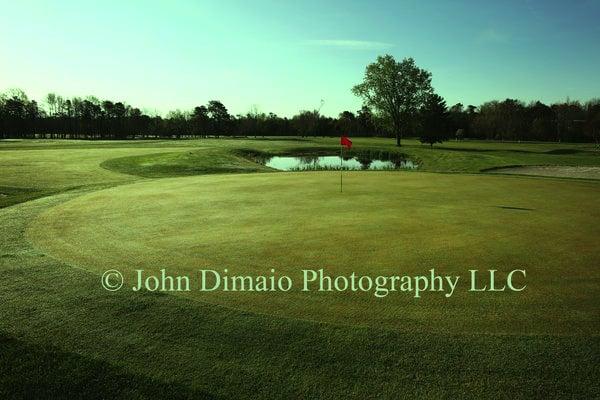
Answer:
[
  {"xmin": 0, "ymin": 333, "xmax": 211, "ymax": 399},
  {"xmin": 27, "ymin": 171, "xmax": 599, "ymax": 335},
  {"xmin": 100, "ymin": 148, "xmax": 272, "ymax": 178},
  {"xmin": 0, "ymin": 186, "xmax": 57, "ymax": 208},
  {"xmin": 94, "ymin": 137, "xmax": 600, "ymax": 178},
  {"xmin": 1, "ymin": 138, "xmax": 598, "ymax": 187},
  {"xmin": 1, "ymin": 137, "xmax": 599, "ymax": 398}
]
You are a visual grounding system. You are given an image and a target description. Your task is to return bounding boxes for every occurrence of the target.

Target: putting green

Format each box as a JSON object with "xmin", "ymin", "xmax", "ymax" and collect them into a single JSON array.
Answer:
[{"xmin": 28, "ymin": 171, "xmax": 599, "ymax": 335}]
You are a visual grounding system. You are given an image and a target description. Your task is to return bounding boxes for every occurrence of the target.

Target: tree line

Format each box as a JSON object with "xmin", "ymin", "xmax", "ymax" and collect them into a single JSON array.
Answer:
[
  {"xmin": 351, "ymin": 55, "xmax": 599, "ymax": 146},
  {"xmin": 1, "ymin": 87, "xmax": 598, "ymax": 145},
  {"xmin": 0, "ymin": 89, "xmax": 382, "ymax": 140}
]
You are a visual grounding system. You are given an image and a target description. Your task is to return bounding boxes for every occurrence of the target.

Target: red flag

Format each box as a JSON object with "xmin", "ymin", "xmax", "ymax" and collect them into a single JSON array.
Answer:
[{"xmin": 340, "ymin": 136, "xmax": 352, "ymax": 149}]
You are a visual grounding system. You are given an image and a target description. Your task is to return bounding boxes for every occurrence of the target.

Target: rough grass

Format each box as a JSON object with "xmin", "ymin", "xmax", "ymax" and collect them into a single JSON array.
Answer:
[
  {"xmin": 100, "ymin": 148, "xmax": 273, "ymax": 178},
  {"xmin": 1, "ymin": 138, "xmax": 599, "ymax": 399}
]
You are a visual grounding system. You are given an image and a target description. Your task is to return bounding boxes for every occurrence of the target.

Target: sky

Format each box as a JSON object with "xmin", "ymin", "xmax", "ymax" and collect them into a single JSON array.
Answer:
[{"xmin": 1, "ymin": 0, "xmax": 599, "ymax": 117}]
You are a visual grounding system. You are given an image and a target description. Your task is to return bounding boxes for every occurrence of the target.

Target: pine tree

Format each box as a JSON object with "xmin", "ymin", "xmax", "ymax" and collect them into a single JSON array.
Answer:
[{"xmin": 419, "ymin": 93, "xmax": 451, "ymax": 147}]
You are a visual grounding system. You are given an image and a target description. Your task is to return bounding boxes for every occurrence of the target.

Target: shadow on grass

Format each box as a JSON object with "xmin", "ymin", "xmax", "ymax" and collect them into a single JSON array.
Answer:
[
  {"xmin": 0, "ymin": 332, "xmax": 215, "ymax": 400},
  {"xmin": 0, "ymin": 186, "xmax": 56, "ymax": 209},
  {"xmin": 495, "ymin": 205, "xmax": 535, "ymax": 211}
]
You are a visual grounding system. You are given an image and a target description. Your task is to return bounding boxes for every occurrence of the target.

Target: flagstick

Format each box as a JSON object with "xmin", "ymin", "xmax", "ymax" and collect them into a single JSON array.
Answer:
[{"xmin": 340, "ymin": 144, "xmax": 343, "ymax": 193}]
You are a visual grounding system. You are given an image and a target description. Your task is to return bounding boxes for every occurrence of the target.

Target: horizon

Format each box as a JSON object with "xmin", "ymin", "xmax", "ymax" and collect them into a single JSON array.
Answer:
[{"xmin": 1, "ymin": 0, "xmax": 599, "ymax": 118}]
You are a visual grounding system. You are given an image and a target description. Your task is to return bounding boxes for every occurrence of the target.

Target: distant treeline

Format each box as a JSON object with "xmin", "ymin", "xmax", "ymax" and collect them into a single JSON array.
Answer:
[{"xmin": 0, "ymin": 89, "xmax": 599, "ymax": 143}]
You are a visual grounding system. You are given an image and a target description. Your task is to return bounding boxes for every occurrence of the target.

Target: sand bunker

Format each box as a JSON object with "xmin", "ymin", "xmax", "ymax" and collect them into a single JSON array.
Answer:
[{"xmin": 487, "ymin": 166, "xmax": 600, "ymax": 179}]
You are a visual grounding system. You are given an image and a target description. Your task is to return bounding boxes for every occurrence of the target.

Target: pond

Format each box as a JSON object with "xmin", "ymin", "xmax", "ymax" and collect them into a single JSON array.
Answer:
[{"xmin": 263, "ymin": 155, "xmax": 418, "ymax": 171}]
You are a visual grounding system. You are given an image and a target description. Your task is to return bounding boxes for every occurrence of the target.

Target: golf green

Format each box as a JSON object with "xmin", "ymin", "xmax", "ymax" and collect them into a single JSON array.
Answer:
[{"xmin": 28, "ymin": 171, "xmax": 599, "ymax": 335}]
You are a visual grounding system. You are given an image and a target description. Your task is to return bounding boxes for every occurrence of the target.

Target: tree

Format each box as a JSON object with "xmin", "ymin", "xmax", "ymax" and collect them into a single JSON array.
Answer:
[
  {"xmin": 113, "ymin": 102, "xmax": 127, "ymax": 118},
  {"xmin": 584, "ymin": 99, "xmax": 600, "ymax": 148},
  {"xmin": 45, "ymin": 93, "xmax": 57, "ymax": 116},
  {"xmin": 191, "ymin": 106, "xmax": 210, "ymax": 137},
  {"xmin": 356, "ymin": 105, "xmax": 377, "ymax": 136},
  {"xmin": 352, "ymin": 55, "xmax": 433, "ymax": 146},
  {"xmin": 165, "ymin": 110, "xmax": 189, "ymax": 138},
  {"xmin": 528, "ymin": 101, "xmax": 554, "ymax": 141},
  {"xmin": 497, "ymin": 99, "xmax": 526, "ymax": 141},
  {"xmin": 449, "ymin": 103, "xmax": 468, "ymax": 138},
  {"xmin": 207, "ymin": 100, "xmax": 231, "ymax": 135},
  {"xmin": 337, "ymin": 111, "xmax": 356, "ymax": 136},
  {"xmin": 472, "ymin": 101, "xmax": 500, "ymax": 140},
  {"xmin": 102, "ymin": 100, "xmax": 115, "ymax": 118},
  {"xmin": 552, "ymin": 100, "xmax": 585, "ymax": 142},
  {"xmin": 419, "ymin": 93, "xmax": 451, "ymax": 147},
  {"xmin": 292, "ymin": 110, "xmax": 319, "ymax": 137}
]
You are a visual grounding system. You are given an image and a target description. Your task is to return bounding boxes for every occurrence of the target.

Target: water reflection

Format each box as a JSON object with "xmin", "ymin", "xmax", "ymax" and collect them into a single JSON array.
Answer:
[{"xmin": 264, "ymin": 156, "xmax": 418, "ymax": 171}]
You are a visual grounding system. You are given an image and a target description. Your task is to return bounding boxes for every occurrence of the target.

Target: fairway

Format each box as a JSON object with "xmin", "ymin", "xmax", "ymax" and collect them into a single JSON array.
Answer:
[{"xmin": 28, "ymin": 171, "xmax": 600, "ymax": 335}]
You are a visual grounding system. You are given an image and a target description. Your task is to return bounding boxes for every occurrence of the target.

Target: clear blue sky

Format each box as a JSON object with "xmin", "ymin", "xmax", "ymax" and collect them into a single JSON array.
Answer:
[{"xmin": 1, "ymin": 0, "xmax": 599, "ymax": 117}]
